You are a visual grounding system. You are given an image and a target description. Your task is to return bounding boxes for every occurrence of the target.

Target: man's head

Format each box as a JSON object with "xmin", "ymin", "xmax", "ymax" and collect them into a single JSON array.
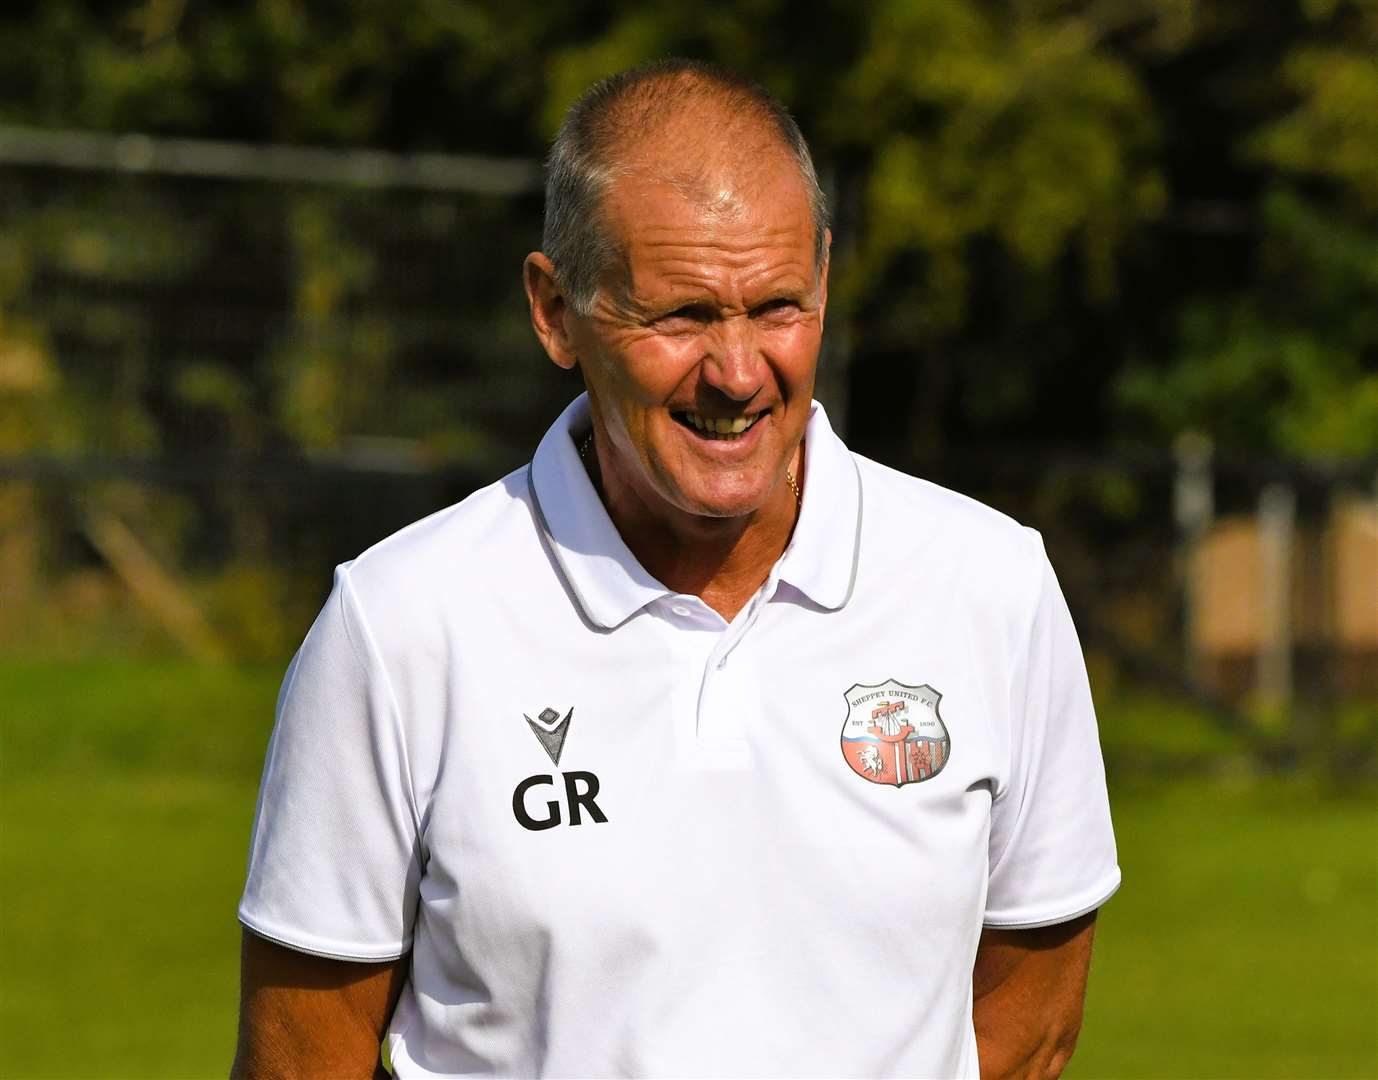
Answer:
[
  {"xmin": 525, "ymin": 59, "xmax": 830, "ymax": 524},
  {"xmin": 541, "ymin": 60, "xmax": 829, "ymax": 317}
]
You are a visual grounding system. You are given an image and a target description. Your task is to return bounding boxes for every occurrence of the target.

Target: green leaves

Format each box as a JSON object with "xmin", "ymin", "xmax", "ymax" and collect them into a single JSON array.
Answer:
[
  {"xmin": 1118, "ymin": 188, "xmax": 1378, "ymax": 455},
  {"xmin": 1252, "ymin": 6, "xmax": 1378, "ymax": 213},
  {"xmin": 2, "ymin": 0, "xmax": 1376, "ymax": 461},
  {"xmin": 836, "ymin": 2, "xmax": 1162, "ymax": 305}
]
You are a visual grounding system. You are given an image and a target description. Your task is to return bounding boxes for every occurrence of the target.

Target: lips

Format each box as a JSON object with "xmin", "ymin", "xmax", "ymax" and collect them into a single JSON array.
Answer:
[{"xmin": 673, "ymin": 410, "xmax": 765, "ymax": 441}]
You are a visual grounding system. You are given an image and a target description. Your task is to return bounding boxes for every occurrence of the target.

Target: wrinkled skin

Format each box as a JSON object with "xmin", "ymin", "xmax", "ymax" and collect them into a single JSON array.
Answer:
[
  {"xmin": 524, "ymin": 127, "xmax": 828, "ymax": 618},
  {"xmin": 571, "ymin": 160, "xmax": 825, "ymax": 523}
]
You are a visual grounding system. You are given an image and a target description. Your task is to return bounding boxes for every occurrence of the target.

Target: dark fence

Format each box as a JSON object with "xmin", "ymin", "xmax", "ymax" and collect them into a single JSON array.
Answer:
[{"xmin": 2, "ymin": 130, "xmax": 1374, "ymax": 778}]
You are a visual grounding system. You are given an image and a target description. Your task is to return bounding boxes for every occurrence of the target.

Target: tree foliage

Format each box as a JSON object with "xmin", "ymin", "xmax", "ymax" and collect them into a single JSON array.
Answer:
[
  {"xmin": 1119, "ymin": 0, "xmax": 1378, "ymax": 456},
  {"xmin": 1, "ymin": 0, "xmax": 1376, "ymax": 465}
]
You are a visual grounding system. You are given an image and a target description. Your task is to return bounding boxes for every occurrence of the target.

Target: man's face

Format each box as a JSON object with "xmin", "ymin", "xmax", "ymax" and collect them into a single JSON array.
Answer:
[{"xmin": 566, "ymin": 150, "xmax": 827, "ymax": 522}]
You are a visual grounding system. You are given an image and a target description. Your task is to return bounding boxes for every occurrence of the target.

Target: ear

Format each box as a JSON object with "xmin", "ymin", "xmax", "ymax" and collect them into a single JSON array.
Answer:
[
  {"xmin": 524, "ymin": 252, "xmax": 579, "ymax": 370},
  {"xmin": 817, "ymin": 228, "xmax": 832, "ymax": 333}
]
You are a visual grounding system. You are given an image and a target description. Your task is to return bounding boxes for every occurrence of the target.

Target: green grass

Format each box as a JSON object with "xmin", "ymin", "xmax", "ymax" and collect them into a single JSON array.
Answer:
[
  {"xmin": 1096, "ymin": 689, "xmax": 1247, "ymax": 765},
  {"xmin": 1, "ymin": 658, "xmax": 1375, "ymax": 1078},
  {"xmin": 1, "ymin": 660, "xmax": 281, "ymax": 1078},
  {"xmin": 2, "ymin": 775, "xmax": 253, "ymax": 1073},
  {"xmin": 1068, "ymin": 778, "xmax": 1378, "ymax": 1078}
]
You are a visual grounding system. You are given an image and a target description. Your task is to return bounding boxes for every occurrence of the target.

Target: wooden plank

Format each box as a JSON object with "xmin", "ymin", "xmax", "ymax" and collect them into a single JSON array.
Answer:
[{"xmin": 81, "ymin": 508, "xmax": 227, "ymax": 663}]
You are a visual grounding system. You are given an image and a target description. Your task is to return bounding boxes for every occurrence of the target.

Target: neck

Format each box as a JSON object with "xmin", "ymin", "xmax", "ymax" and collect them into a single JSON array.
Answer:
[{"xmin": 586, "ymin": 440, "xmax": 803, "ymax": 623}]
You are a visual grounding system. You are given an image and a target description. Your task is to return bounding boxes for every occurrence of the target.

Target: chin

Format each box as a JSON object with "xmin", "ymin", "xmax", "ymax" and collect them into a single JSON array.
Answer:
[{"xmin": 675, "ymin": 480, "xmax": 774, "ymax": 520}]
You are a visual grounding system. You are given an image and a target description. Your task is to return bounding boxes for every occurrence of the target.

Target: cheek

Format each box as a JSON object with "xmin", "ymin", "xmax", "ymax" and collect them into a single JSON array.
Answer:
[
  {"xmin": 585, "ymin": 338, "xmax": 699, "ymax": 452},
  {"xmin": 618, "ymin": 338, "xmax": 702, "ymax": 401},
  {"xmin": 761, "ymin": 323, "xmax": 822, "ymax": 388}
]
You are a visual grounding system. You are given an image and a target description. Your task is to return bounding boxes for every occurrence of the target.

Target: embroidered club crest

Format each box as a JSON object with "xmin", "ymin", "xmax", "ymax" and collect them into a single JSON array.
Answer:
[{"xmin": 840, "ymin": 680, "xmax": 950, "ymax": 787}]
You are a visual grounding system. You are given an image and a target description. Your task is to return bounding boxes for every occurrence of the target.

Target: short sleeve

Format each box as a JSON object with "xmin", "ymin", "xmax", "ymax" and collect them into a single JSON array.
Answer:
[
  {"xmin": 984, "ymin": 534, "xmax": 1121, "ymax": 928},
  {"xmin": 238, "ymin": 565, "xmax": 422, "ymax": 960}
]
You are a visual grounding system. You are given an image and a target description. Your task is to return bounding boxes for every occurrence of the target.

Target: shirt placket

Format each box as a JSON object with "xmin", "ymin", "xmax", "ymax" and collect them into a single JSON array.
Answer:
[{"xmin": 688, "ymin": 571, "xmax": 781, "ymax": 768}]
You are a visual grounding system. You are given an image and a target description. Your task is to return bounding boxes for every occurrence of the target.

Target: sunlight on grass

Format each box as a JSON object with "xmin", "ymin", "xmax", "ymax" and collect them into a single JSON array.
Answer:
[{"xmin": 1, "ymin": 658, "xmax": 1374, "ymax": 1077}]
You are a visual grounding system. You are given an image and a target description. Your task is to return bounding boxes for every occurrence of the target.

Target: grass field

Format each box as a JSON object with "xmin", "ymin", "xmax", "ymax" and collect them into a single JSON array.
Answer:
[
  {"xmin": 1068, "ymin": 781, "xmax": 1378, "ymax": 1078},
  {"xmin": 1, "ymin": 658, "xmax": 1375, "ymax": 1078},
  {"xmin": 0, "ymin": 661, "xmax": 279, "ymax": 1076}
]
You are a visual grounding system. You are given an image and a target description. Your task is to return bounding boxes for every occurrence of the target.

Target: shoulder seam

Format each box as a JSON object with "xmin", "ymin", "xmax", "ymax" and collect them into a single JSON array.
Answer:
[
  {"xmin": 336, "ymin": 566, "xmax": 424, "ymax": 842},
  {"xmin": 351, "ymin": 467, "xmax": 527, "ymax": 572}
]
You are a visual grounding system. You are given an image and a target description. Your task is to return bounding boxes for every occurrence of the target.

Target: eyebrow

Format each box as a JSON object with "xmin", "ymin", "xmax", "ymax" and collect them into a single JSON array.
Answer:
[
  {"xmin": 651, "ymin": 299, "xmax": 718, "ymax": 317},
  {"xmin": 637, "ymin": 279, "xmax": 813, "ymax": 317}
]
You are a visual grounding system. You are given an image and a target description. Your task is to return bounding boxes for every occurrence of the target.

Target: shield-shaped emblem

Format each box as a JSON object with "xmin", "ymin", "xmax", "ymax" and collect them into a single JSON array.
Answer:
[{"xmin": 840, "ymin": 680, "xmax": 950, "ymax": 787}]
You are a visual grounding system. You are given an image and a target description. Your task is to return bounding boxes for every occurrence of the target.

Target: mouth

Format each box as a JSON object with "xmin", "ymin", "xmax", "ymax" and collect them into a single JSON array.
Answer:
[{"xmin": 672, "ymin": 409, "xmax": 767, "ymax": 442}]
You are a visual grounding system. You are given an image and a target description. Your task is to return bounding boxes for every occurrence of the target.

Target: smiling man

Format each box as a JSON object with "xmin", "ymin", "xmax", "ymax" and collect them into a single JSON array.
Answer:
[
  {"xmin": 523, "ymin": 77, "xmax": 826, "ymax": 622},
  {"xmin": 233, "ymin": 60, "xmax": 1119, "ymax": 1079}
]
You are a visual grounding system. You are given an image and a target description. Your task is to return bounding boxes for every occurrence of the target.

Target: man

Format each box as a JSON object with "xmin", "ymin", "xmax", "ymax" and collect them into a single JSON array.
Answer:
[{"xmin": 233, "ymin": 60, "xmax": 1119, "ymax": 1079}]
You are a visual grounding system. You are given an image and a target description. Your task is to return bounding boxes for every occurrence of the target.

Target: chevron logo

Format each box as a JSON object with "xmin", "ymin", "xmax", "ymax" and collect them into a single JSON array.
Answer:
[{"xmin": 524, "ymin": 706, "xmax": 574, "ymax": 766}]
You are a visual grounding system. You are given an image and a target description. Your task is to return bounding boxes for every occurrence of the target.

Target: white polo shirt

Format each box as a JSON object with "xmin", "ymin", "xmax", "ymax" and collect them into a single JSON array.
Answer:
[{"xmin": 239, "ymin": 394, "xmax": 1120, "ymax": 1078}]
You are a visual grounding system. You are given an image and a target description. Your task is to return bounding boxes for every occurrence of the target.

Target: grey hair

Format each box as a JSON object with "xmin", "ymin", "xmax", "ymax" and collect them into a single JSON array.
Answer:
[{"xmin": 542, "ymin": 58, "xmax": 830, "ymax": 316}]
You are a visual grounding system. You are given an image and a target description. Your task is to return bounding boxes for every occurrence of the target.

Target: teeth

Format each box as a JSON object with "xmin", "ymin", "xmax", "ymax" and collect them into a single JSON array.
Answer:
[{"xmin": 682, "ymin": 412, "xmax": 757, "ymax": 439}]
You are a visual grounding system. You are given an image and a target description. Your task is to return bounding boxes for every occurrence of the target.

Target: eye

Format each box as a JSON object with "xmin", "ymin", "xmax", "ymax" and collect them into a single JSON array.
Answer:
[
  {"xmin": 750, "ymin": 298, "xmax": 800, "ymax": 323},
  {"xmin": 653, "ymin": 305, "xmax": 712, "ymax": 331}
]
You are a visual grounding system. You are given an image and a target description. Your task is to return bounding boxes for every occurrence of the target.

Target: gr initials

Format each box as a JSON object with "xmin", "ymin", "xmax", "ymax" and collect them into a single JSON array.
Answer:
[{"xmin": 512, "ymin": 772, "xmax": 608, "ymax": 831}]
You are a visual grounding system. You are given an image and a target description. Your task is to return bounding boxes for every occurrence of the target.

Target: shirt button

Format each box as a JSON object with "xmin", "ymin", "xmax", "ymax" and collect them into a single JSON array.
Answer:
[{"xmin": 672, "ymin": 605, "xmax": 691, "ymax": 617}]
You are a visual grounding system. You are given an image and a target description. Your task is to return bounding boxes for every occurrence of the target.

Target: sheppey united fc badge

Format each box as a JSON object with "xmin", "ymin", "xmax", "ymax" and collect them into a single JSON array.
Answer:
[{"xmin": 840, "ymin": 680, "xmax": 950, "ymax": 787}]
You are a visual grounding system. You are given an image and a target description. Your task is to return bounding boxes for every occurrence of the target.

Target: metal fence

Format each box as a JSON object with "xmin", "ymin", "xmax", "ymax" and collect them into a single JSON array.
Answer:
[{"xmin": 3, "ymin": 127, "xmax": 1374, "ymax": 777}]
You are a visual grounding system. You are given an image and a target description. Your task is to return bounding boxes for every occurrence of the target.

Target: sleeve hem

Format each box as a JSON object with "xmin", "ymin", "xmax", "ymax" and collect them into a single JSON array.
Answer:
[
  {"xmin": 238, "ymin": 907, "xmax": 411, "ymax": 963},
  {"xmin": 983, "ymin": 868, "xmax": 1121, "ymax": 930}
]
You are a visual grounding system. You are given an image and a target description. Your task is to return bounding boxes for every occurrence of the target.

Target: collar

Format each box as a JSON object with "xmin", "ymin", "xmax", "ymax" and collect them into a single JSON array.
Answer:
[
  {"xmin": 776, "ymin": 398, "xmax": 864, "ymax": 611},
  {"xmin": 527, "ymin": 393, "xmax": 863, "ymax": 629}
]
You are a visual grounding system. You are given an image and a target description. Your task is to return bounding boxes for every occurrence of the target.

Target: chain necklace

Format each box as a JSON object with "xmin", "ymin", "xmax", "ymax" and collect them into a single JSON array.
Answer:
[
  {"xmin": 783, "ymin": 466, "xmax": 802, "ymax": 505},
  {"xmin": 579, "ymin": 431, "xmax": 802, "ymax": 507}
]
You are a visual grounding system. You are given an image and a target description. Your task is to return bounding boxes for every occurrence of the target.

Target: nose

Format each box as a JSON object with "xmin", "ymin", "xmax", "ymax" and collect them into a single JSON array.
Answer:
[{"xmin": 700, "ymin": 314, "xmax": 763, "ymax": 402}]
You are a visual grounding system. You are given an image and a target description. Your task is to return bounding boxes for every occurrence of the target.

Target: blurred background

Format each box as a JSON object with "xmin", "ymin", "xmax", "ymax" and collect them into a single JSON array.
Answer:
[{"xmin": 1, "ymin": 1, "xmax": 1375, "ymax": 1076}]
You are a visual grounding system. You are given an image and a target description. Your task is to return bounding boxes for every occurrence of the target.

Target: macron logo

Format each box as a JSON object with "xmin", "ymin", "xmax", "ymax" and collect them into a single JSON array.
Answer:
[
  {"xmin": 524, "ymin": 706, "xmax": 574, "ymax": 766},
  {"xmin": 514, "ymin": 705, "xmax": 606, "ymax": 832}
]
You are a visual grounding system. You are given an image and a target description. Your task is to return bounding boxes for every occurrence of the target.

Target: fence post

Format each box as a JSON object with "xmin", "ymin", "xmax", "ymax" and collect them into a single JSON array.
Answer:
[
  {"xmin": 1174, "ymin": 432, "xmax": 1213, "ymax": 679},
  {"xmin": 1257, "ymin": 483, "xmax": 1296, "ymax": 715}
]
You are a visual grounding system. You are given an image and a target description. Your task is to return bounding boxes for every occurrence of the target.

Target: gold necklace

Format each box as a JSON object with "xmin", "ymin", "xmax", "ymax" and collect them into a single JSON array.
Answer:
[
  {"xmin": 579, "ymin": 432, "xmax": 801, "ymax": 506},
  {"xmin": 784, "ymin": 466, "xmax": 802, "ymax": 506}
]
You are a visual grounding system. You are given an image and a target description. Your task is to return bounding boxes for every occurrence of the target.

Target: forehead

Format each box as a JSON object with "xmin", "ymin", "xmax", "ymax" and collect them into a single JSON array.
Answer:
[{"xmin": 601, "ymin": 149, "xmax": 816, "ymax": 295}]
